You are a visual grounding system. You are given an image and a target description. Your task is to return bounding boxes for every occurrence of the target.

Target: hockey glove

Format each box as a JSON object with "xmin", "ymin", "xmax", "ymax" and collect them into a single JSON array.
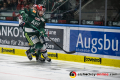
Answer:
[
  {"xmin": 19, "ymin": 22, "xmax": 25, "ymax": 29},
  {"xmin": 39, "ymin": 29, "xmax": 46, "ymax": 37},
  {"xmin": 19, "ymin": 10, "xmax": 28, "ymax": 22},
  {"xmin": 19, "ymin": 10, "xmax": 25, "ymax": 15}
]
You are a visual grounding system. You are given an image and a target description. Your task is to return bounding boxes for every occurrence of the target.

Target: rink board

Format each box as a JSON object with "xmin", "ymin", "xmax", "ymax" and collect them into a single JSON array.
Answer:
[
  {"xmin": 0, "ymin": 20, "xmax": 120, "ymax": 68},
  {"xmin": 0, "ymin": 47, "xmax": 120, "ymax": 68}
]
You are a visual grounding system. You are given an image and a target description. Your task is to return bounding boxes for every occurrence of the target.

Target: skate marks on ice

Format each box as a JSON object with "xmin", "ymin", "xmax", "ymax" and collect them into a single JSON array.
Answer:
[
  {"xmin": 0, "ymin": 53, "xmax": 120, "ymax": 73},
  {"xmin": 15, "ymin": 60, "xmax": 89, "ymax": 71},
  {"xmin": 0, "ymin": 54, "xmax": 120, "ymax": 80},
  {"xmin": 16, "ymin": 57, "xmax": 120, "ymax": 79},
  {"xmin": 16, "ymin": 61, "xmax": 62, "ymax": 70}
]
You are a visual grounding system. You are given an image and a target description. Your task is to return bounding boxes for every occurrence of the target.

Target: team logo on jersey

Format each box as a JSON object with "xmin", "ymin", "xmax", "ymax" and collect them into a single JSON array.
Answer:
[
  {"xmin": 41, "ymin": 18, "xmax": 45, "ymax": 22},
  {"xmin": 33, "ymin": 10, "xmax": 36, "ymax": 13},
  {"xmin": 35, "ymin": 17, "xmax": 40, "ymax": 21}
]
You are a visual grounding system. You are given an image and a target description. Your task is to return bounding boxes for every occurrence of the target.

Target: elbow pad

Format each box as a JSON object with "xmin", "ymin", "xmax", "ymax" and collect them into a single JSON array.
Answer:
[{"xmin": 19, "ymin": 10, "xmax": 25, "ymax": 15}]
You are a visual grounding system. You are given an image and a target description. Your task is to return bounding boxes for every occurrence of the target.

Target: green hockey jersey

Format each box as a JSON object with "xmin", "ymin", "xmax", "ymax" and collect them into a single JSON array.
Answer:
[{"xmin": 19, "ymin": 8, "xmax": 46, "ymax": 32}]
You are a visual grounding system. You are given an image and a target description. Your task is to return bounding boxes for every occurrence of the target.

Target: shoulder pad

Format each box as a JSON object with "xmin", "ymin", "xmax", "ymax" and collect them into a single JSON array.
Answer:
[
  {"xmin": 41, "ymin": 17, "xmax": 45, "ymax": 22},
  {"xmin": 19, "ymin": 10, "xmax": 25, "ymax": 15},
  {"xmin": 30, "ymin": 8, "xmax": 36, "ymax": 13}
]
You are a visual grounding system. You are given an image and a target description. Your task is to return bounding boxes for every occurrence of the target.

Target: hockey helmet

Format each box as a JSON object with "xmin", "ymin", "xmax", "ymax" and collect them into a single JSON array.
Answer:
[
  {"xmin": 37, "ymin": 4, "xmax": 46, "ymax": 11},
  {"xmin": 33, "ymin": 4, "xmax": 37, "ymax": 8}
]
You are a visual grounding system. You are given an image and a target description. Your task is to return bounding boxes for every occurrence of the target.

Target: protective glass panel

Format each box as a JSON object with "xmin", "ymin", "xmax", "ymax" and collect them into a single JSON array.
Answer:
[
  {"xmin": 107, "ymin": 0, "xmax": 120, "ymax": 27},
  {"xmin": 0, "ymin": 0, "xmax": 33, "ymax": 21},
  {"xmin": 81, "ymin": 0, "xmax": 105, "ymax": 26},
  {"xmin": 36, "ymin": 0, "xmax": 79, "ymax": 24}
]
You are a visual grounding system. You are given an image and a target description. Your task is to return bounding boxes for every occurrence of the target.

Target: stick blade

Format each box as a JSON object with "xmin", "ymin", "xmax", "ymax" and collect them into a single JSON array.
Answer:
[{"xmin": 65, "ymin": 51, "xmax": 76, "ymax": 54}]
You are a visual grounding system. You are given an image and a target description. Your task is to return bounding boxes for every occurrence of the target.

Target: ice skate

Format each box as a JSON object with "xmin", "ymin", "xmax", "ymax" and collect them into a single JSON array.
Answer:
[
  {"xmin": 42, "ymin": 52, "xmax": 51, "ymax": 62},
  {"xmin": 43, "ymin": 55, "xmax": 51, "ymax": 62},
  {"xmin": 36, "ymin": 54, "xmax": 45, "ymax": 62},
  {"xmin": 25, "ymin": 49, "xmax": 32, "ymax": 60}
]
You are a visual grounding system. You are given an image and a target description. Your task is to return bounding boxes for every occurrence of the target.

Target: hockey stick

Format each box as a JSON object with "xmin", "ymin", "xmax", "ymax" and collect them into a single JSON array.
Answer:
[
  {"xmin": 51, "ymin": 0, "xmax": 69, "ymax": 13},
  {"xmin": 29, "ymin": 23, "xmax": 76, "ymax": 54},
  {"xmin": 47, "ymin": 37, "xmax": 76, "ymax": 54}
]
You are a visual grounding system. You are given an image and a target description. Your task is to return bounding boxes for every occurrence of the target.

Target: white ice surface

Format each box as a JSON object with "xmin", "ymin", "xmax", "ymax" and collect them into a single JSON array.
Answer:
[{"xmin": 0, "ymin": 53, "xmax": 120, "ymax": 80}]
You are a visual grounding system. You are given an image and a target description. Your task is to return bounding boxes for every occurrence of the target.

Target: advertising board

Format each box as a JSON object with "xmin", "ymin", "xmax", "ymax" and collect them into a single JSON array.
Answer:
[
  {"xmin": 0, "ymin": 24, "xmax": 63, "ymax": 50},
  {"xmin": 70, "ymin": 29, "xmax": 120, "ymax": 56}
]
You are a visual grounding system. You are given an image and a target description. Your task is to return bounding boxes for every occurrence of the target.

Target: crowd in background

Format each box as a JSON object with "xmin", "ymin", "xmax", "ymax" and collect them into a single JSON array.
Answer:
[
  {"xmin": 0, "ymin": 0, "xmax": 33, "ymax": 10},
  {"xmin": 0, "ymin": 0, "xmax": 80, "ymax": 21},
  {"xmin": 0, "ymin": 0, "xmax": 79, "ymax": 11}
]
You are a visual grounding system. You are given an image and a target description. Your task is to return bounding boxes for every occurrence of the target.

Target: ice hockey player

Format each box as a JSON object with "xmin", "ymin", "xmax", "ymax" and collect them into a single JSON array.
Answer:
[{"xmin": 19, "ymin": 4, "xmax": 51, "ymax": 62}]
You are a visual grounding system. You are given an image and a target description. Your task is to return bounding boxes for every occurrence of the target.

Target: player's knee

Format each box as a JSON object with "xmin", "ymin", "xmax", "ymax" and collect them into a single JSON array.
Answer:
[
  {"xmin": 41, "ymin": 49, "xmax": 47, "ymax": 53},
  {"xmin": 39, "ymin": 36, "xmax": 45, "ymax": 44}
]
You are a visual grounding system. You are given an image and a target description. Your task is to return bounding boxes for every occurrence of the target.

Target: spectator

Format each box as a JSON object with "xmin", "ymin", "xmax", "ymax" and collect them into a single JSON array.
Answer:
[
  {"xmin": 16, "ymin": 0, "xmax": 21, "ymax": 10},
  {"xmin": 17, "ymin": 0, "xmax": 24, "ymax": 10},
  {"xmin": 7, "ymin": 0, "xmax": 12, "ymax": 10},
  {"xmin": 0, "ymin": 0, "xmax": 7, "ymax": 8},
  {"xmin": 59, "ymin": 0, "xmax": 63, "ymax": 2},
  {"xmin": 0, "ymin": 2, "xmax": 7, "ymax": 10},
  {"xmin": 28, "ymin": 2, "xmax": 34, "ymax": 8},
  {"xmin": 23, "ymin": 0, "xmax": 28, "ymax": 7},
  {"xmin": 76, "ymin": 0, "xmax": 79, "ymax": 5},
  {"xmin": 12, "ymin": 0, "xmax": 18, "ymax": 10},
  {"xmin": 0, "ymin": 0, "xmax": 3, "ymax": 8}
]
